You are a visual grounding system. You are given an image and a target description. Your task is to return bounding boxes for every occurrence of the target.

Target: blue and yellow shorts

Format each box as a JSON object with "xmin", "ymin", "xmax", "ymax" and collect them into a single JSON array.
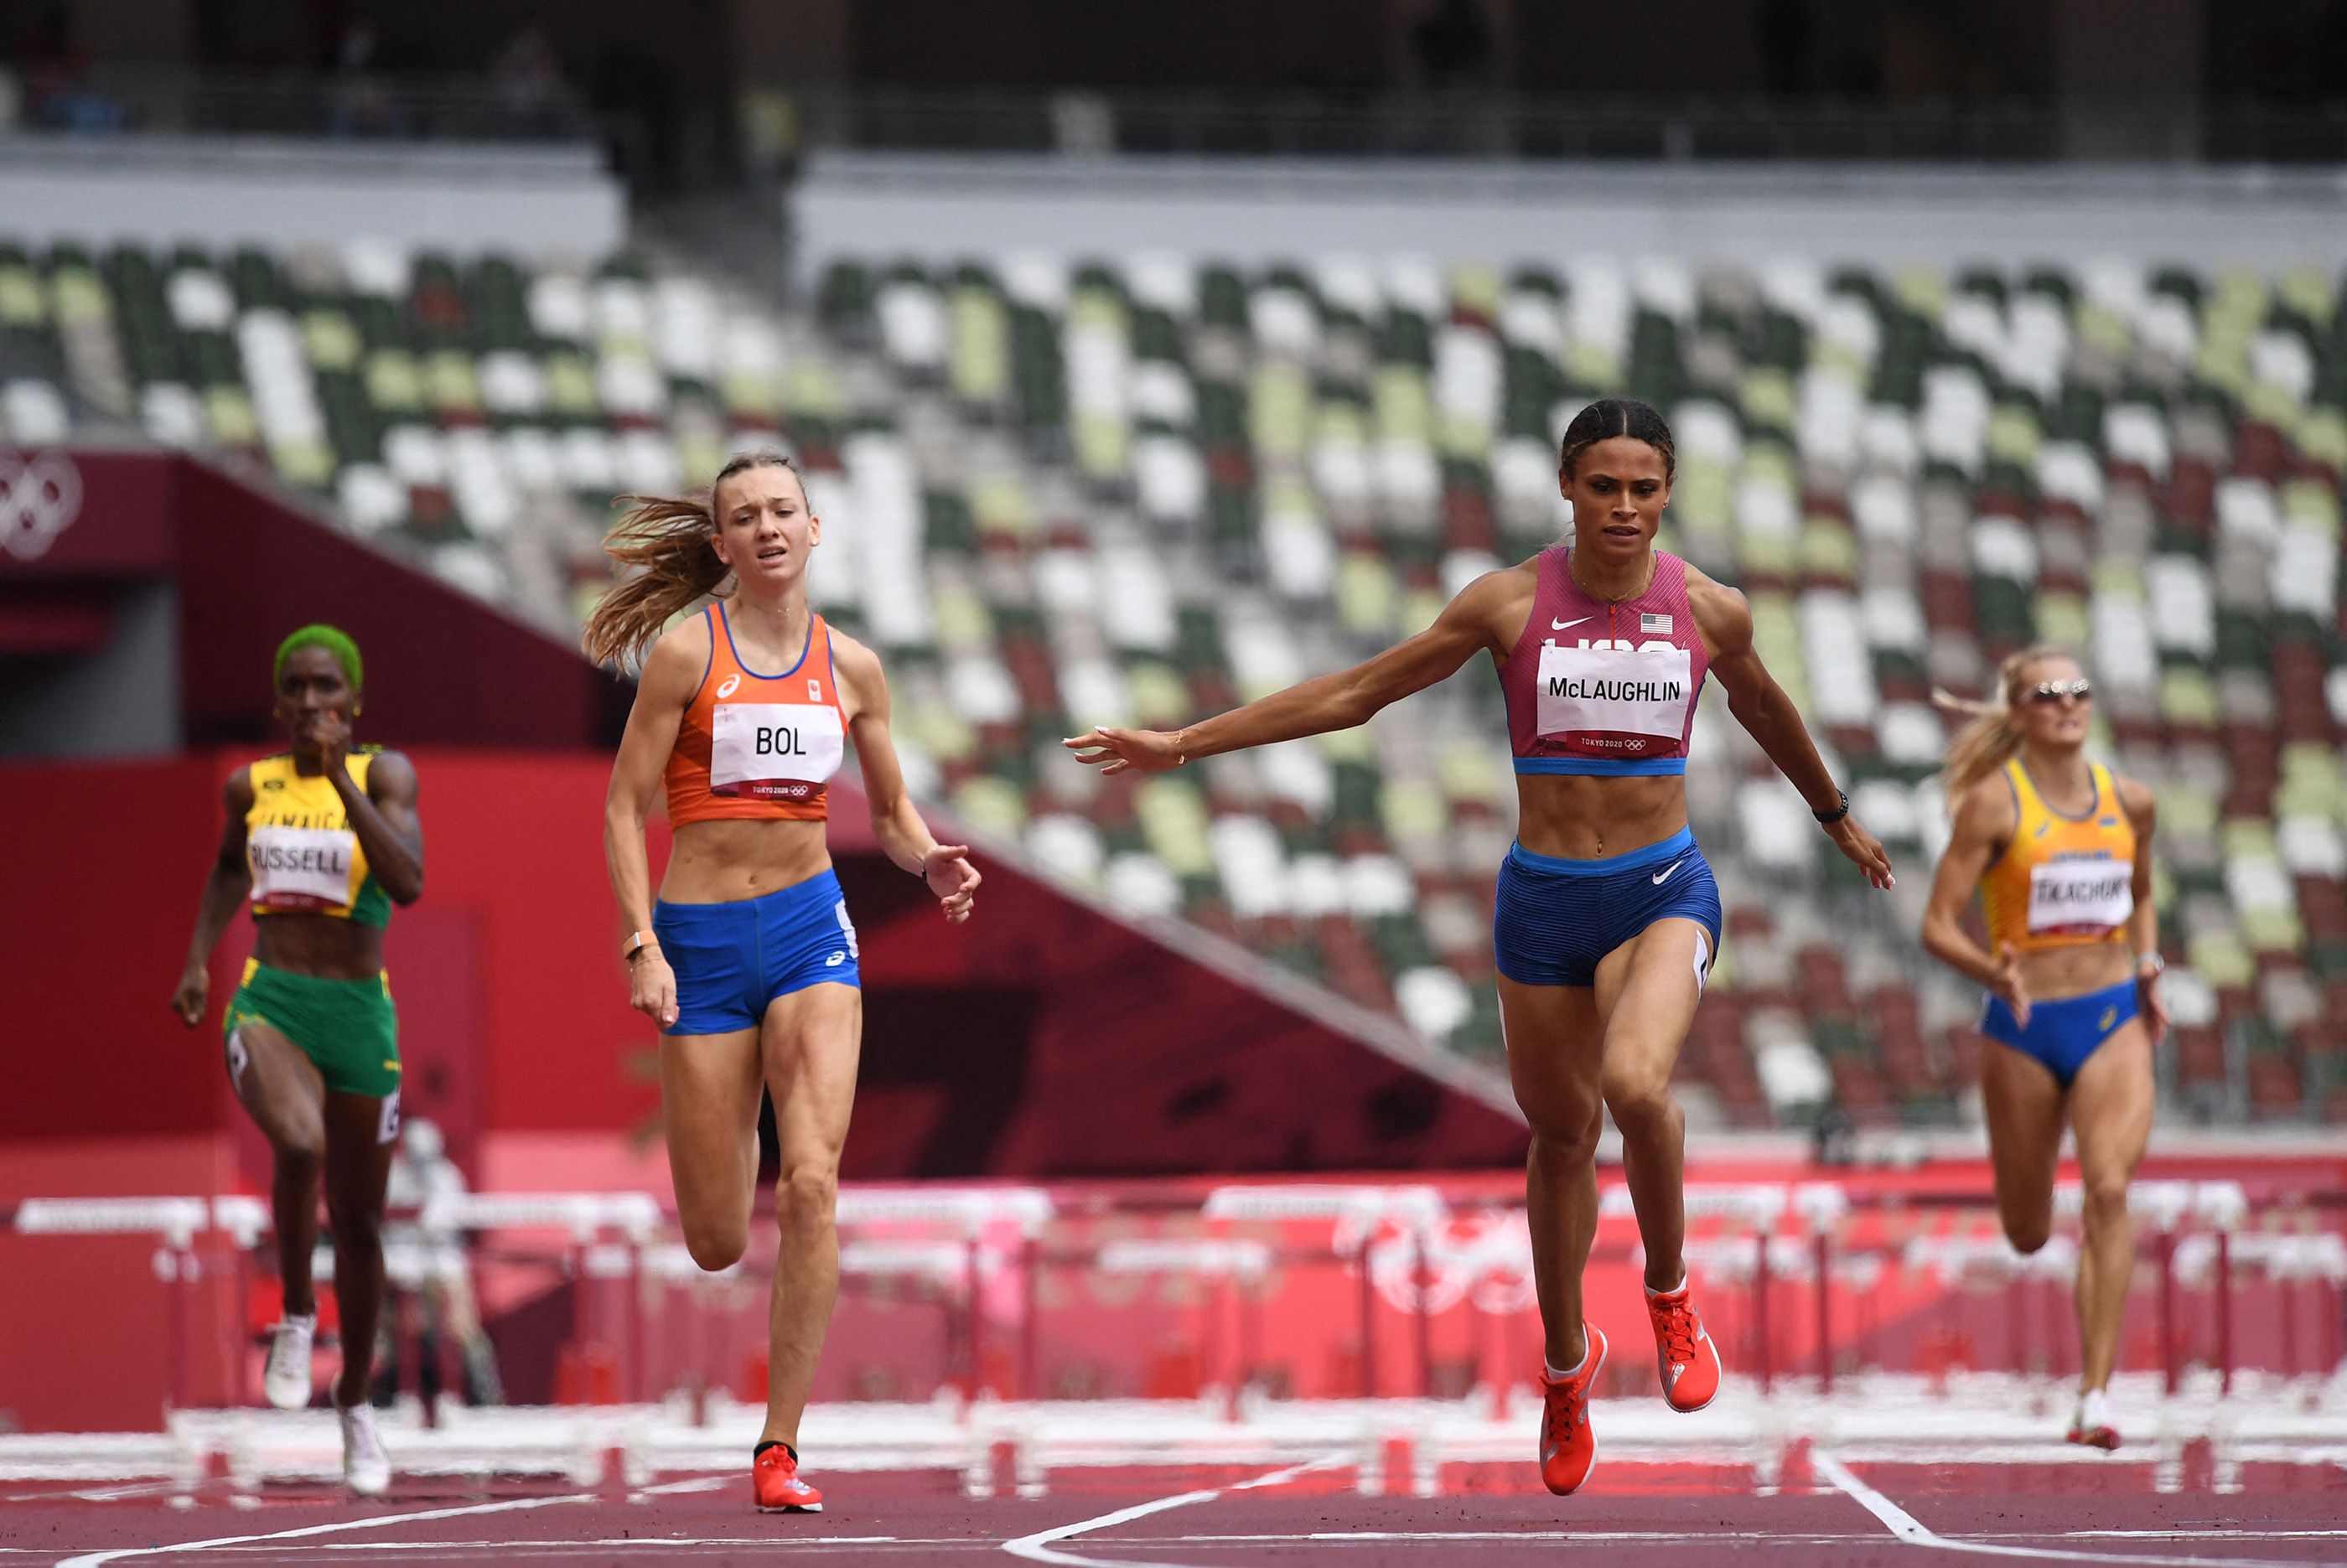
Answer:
[{"xmin": 1979, "ymin": 976, "xmax": 2137, "ymax": 1089}]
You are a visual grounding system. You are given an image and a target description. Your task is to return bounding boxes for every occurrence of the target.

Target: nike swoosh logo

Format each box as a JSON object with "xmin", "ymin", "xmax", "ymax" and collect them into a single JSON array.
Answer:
[
  {"xmin": 1652, "ymin": 859, "xmax": 1683, "ymax": 885},
  {"xmin": 1551, "ymin": 616, "xmax": 1590, "ymax": 630}
]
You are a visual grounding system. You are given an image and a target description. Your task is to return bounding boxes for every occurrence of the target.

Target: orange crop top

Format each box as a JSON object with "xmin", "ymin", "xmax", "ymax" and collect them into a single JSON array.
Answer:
[
  {"xmin": 664, "ymin": 602, "xmax": 847, "ymax": 827},
  {"xmin": 1979, "ymin": 758, "xmax": 2137, "ymax": 953}
]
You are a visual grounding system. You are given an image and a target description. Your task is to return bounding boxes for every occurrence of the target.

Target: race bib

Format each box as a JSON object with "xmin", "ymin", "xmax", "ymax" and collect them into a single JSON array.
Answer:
[
  {"xmin": 2027, "ymin": 856, "xmax": 2133, "ymax": 935},
  {"xmin": 710, "ymin": 702, "xmax": 845, "ymax": 799},
  {"xmin": 249, "ymin": 825, "xmax": 357, "ymax": 911},
  {"xmin": 1534, "ymin": 639, "xmax": 1693, "ymax": 752}
]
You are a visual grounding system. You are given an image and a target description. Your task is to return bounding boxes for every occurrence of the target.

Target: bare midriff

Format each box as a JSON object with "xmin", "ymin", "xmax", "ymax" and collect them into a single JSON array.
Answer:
[
  {"xmin": 2015, "ymin": 940, "xmax": 2135, "ymax": 1002},
  {"xmin": 1514, "ymin": 774, "xmax": 1690, "ymax": 862},
  {"xmin": 251, "ymin": 914, "xmax": 385, "ymax": 981},
  {"xmin": 659, "ymin": 815, "xmax": 834, "ymax": 904}
]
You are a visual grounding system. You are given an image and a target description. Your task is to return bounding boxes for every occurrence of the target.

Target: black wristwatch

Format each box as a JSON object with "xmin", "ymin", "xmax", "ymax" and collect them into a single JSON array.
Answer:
[{"xmin": 1812, "ymin": 789, "xmax": 1852, "ymax": 825}]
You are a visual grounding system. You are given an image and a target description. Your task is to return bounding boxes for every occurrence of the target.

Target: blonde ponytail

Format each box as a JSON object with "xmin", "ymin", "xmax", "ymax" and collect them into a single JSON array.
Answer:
[
  {"xmin": 580, "ymin": 451, "xmax": 798, "ymax": 670},
  {"xmin": 1933, "ymin": 644, "xmax": 2075, "ymax": 810}
]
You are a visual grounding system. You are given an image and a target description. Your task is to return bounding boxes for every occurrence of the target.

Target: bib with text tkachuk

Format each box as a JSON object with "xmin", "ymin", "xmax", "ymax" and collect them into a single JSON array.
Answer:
[{"xmin": 665, "ymin": 602, "xmax": 847, "ymax": 827}]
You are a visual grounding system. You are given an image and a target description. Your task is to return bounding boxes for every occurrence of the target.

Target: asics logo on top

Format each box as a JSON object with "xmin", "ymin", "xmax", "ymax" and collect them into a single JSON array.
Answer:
[
  {"xmin": 717, "ymin": 674, "xmax": 742, "ymax": 700},
  {"xmin": 1551, "ymin": 616, "xmax": 1591, "ymax": 631},
  {"xmin": 1652, "ymin": 859, "xmax": 1684, "ymax": 885}
]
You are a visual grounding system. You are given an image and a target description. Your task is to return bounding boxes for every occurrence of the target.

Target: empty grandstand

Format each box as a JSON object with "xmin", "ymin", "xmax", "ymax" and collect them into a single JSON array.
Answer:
[{"xmin": 5, "ymin": 207, "xmax": 2344, "ymax": 1130}]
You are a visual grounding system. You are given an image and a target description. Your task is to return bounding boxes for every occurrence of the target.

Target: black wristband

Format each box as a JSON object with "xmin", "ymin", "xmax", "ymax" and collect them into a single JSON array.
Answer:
[{"xmin": 1812, "ymin": 788, "xmax": 1852, "ymax": 825}]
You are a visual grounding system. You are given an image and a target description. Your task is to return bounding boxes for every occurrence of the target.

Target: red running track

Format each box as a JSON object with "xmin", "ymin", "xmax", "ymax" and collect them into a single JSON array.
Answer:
[{"xmin": 3, "ymin": 1455, "xmax": 2343, "ymax": 1566}]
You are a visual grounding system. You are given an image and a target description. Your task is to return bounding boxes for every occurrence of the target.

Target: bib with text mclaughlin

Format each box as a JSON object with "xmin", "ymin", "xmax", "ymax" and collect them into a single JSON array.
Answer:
[
  {"xmin": 2025, "ymin": 856, "xmax": 2135, "ymax": 936},
  {"xmin": 248, "ymin": 825, "xmax": 359, "ymax": 911},
  {"xmin": 709, "ymin": 703, "xmax": 845, "ymax": 800},
  {"xmin": 1534, "ymin": 639, "xmax": 1695, "ymax": 753}
]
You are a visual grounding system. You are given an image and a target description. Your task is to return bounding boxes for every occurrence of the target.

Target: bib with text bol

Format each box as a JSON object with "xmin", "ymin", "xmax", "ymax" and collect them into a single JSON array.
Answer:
[{"xmin": 709, "ymin": 702, "xmax": 846, "ymax": 800}]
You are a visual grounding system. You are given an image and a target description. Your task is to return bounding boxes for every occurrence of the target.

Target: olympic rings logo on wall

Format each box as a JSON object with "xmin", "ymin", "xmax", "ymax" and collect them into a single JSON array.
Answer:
[{"xmin": 0, "ymin": 450, "xmax": 86, "ymax": 563}]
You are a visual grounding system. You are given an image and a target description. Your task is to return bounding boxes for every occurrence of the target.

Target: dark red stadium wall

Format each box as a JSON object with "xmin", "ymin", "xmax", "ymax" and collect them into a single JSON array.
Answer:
[
  {"xmin": 167, "ymin": 459, "xmax": 624, "ymax": 749},
  {"xmin": 0, "ymin": 748, "xmax": 1526, "ymax": 1177},
  {"xmin": 0, "ymin": 449, "xmax": 627, "ymax": 750},
  {"xmin": 835, "ymin": 856, "xmax": 1529, "ymax": 1175}
]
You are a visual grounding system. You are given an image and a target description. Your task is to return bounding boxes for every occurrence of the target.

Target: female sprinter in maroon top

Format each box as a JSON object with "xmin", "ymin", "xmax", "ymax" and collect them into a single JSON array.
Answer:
[
  {"xmin": 1070, "ymin": 398, "xmax": 1893, "ymax": 1495},
  {"xmin": 589, "ymin": 452, "xmax": 979, "ymax": 1513}
]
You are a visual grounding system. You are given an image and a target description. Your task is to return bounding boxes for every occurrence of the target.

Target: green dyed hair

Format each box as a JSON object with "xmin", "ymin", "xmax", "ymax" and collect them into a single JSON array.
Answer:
[{"xmin": 274, "ymin": 624, "xmax": 363, "ymax": 691}]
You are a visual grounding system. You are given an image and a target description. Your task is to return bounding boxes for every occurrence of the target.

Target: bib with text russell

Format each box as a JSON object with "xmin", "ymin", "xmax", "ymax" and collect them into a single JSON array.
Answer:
[
  {"xmin": 710, "ymin": 704, "xmax": 845, "ymax": 799},
  {"xmin": 248, "ymin": 825, "xmax": 358, "ymax": 911},
  {"xmin": 2026, "ymin": 856, "xmax": 2134, "ymax": 936},
  {"xmin": 1535, "ymin": 639, "xmax": 1693, "ymax": 753}
]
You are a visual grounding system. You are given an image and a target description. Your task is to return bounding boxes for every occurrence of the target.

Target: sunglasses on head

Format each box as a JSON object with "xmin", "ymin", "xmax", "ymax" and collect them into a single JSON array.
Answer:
[{"xmin": 2027, "ymin": 679, "xmax": 2093, "ymax": 704}]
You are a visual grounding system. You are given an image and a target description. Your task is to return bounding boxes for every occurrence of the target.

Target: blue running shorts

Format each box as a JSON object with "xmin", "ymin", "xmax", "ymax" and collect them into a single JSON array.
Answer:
[
  {"xmin": 1978, "ymin": 976, "xmax": 2137, "ymax": 1089},
  {"xmin": 653, "ymin": 867, "xmax": 862, "ymax": 1036},
  {"xmin": 1493, "ymin": 826, "xmax": 1723, "ymax": 989}
]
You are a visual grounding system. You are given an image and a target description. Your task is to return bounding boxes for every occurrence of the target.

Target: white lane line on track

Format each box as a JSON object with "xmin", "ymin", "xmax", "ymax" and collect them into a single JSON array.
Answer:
[
  {"xmin": 1816, "ymin": 1450, "xmax": 2317, "ymax": 1568},
  {"xmin": 53, "ymin": 1493, "xmax": 596, "ymax": 1568},
  {"xmin": 1000, "ymin": 1457, "xmax": 1341, "ymax": 1568}
]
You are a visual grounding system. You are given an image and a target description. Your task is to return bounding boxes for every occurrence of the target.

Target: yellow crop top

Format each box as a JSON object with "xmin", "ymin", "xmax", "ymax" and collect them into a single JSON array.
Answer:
[
  {"xmin": 1979, "ymin": 758, "xmax": 2135, "ymax": 953},
  {"xmin": 243, "ymin": 750, "xmax": 391, "ymax": 929}
]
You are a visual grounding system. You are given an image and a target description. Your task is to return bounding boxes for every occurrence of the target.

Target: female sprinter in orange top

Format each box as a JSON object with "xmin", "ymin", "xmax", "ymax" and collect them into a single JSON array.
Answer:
[
  {"xmin": 589, "ymin": 451, "xmax": 978, "ymax": 1514},
  {"xmin": 1920, "ymin": 648, "xmax": 2163, "ymax": 1450},
  {"xmin": 1069, "ymin": 398, "xmax": 1893, "ymax": 1495}
]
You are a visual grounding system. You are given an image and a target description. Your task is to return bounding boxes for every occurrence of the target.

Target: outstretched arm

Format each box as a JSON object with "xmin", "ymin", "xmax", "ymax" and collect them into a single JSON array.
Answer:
[
  {"xmin": 1065, "ymin": 569, "xmax": 1518, "ymax": 775},
  {"xmin": 1692, "ymin": 574, "xmax": 1894, "ymax": 890},
  {"xmin": 837, "ymin": 634, "xmax": 978, "ymax": 923}
]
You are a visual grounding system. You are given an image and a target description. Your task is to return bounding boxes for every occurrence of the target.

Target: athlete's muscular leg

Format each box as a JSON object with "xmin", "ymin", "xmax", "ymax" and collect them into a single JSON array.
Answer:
[
  {"xmin": 660, "ymin": 1027, "xmax": 767, "ymax": 1270},
  {"xmin": 320, "ymin": 1090, "xmax": 398, "ymax": 1407},
  {"xmin": 1592, "ymin": 919, "xmax": 1709, "ymax": 1292},
  {"xmin": 225, "ymin": 1020, "xmax": 328, "ymax": 1319},
  {"xmin": 758, "ymin": 981, "xmax": 863, "ymax": 1450},
  {"xmin": 2066, "ymin": 1022, "xmax": 2153, "ymax": 1395},
  {"xmin": 1981, "ymin": 1041, "xmax": 2068, "ymax": 1255},
  {"xmin": 1499, "ymin": 977, "xmax": 1607, "ymax": 1370}
]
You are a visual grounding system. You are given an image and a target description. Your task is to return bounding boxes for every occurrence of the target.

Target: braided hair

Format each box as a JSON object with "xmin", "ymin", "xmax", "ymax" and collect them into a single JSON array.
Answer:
[{"xmin": 1557, "ymin": 396, "xmax": 1676, "ymax": 484}]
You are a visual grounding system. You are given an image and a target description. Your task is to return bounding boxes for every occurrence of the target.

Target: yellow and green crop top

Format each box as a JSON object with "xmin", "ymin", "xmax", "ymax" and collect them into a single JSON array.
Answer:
[
  {"xmin": 244, "ymin": 750, "xmax": 391, "ymax": 929},
  {"xmin": 1979, "ymin": 758, "xmax": 2135, "ymax": 954}
]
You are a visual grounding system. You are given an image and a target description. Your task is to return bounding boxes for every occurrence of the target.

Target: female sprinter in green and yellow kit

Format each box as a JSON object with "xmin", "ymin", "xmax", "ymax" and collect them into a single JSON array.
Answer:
[{"xmin": 172, "ymin": 625, "xmax": 422, "ymax": 1496}]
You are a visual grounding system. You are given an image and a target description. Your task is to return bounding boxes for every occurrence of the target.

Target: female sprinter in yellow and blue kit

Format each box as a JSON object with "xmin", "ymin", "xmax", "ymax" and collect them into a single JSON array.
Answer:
[
  {"xmin": 1922, "ymin": 646, "xmax": 2164, "ymax": 1451},
  {"xmin": 591, "ymin": 451, "xmax": 979, "ymax": 1514}
]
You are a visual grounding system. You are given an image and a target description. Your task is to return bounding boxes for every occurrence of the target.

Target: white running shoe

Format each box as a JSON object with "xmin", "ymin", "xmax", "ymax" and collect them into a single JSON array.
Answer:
[
  {"xmin": 262, "ymin": 1316, "xmax": 316, "ymax": 1410},
  {"xmin": 338, "ymin": 1400, "xmax": 391, "ymax": 1497}
]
